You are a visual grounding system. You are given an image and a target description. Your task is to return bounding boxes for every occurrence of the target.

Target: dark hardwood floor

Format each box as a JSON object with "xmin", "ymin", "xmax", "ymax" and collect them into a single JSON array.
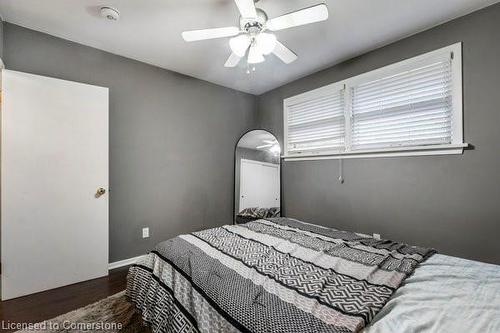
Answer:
[{"xmin": 0, "ymin": 266, "xmax": 129, "ymax": 332}]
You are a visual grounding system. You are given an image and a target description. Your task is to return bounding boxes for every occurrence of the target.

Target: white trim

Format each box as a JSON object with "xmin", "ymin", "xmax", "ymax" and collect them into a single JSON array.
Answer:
[
  {"xmin": 283, "ymin": 98, "xmax": 288, "ymax": 159},
  {"xmin": 284, "ymin": 143, "xmax": 468, "ymax": 161},
  {"xmin": 282, "ymin": 43, "xmax": 465, "ymax": 160},
  {"xmin": 0, "ymin": 58, "xmax": 5, "ymax": 88},
  {"xmin": 450, "ymin": 45, "xmax": 463, "ymax": 145},
  {"xmin": 108, "ymin": 255, "xmax": 145, "ymax": 270}
]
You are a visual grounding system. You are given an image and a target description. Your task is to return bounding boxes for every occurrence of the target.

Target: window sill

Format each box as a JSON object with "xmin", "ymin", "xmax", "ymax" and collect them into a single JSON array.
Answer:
[{"xmin": 283, "ymin": 143, "xmax": 470, "ymax": 161}]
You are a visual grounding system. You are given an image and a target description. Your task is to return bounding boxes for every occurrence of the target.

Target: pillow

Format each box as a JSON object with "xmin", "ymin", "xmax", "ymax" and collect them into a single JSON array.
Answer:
[{"xmin": 237, "ymin": 207, "xmax": 281, "ymax": 218}]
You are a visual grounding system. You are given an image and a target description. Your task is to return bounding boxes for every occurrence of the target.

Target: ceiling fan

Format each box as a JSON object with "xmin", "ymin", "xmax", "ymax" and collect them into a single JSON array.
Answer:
[
  {"xmin": 181, "ymin": 0, "xmax": 329, "ymax": 69},
  {"xmin": 256, "ymin": 139, "xmax": 278, "ymax": 149}
]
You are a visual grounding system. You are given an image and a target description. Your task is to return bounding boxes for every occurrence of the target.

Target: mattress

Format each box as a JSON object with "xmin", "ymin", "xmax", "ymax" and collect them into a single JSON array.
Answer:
[{"xmin": 364, "ymin": 253, "xmax": 500, "ymax": 332}]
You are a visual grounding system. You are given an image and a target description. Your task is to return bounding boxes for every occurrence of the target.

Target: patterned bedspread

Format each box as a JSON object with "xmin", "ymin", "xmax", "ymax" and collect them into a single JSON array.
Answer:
[{"xmin": 126, "ymin": 218, "xmax": 435, "ymax": 333}]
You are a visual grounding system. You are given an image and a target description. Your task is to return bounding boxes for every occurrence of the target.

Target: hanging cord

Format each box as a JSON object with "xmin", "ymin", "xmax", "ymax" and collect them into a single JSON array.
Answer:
[{"xmin": 338, "ymin": 159, "xmax": 344, "ymax": 184}]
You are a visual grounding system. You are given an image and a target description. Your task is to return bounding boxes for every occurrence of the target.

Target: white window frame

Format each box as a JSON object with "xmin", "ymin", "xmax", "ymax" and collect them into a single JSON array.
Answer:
[{"xmin": 283, "ymin": 43, "xmax": 468, "ymax": 161}]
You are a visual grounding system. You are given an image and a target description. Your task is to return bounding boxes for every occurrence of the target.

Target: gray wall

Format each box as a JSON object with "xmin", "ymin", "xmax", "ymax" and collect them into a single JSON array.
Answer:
[
  {"xmin": 4, "ymin": 3, "xmax": 500, "ymax": 264},
  {"xmin": 3, "ymin": 23, "xmax": 256, "ymax": 262},
  {"xmin": 256, "ymin": 4, "xmax": 500, "ymax": 264}
]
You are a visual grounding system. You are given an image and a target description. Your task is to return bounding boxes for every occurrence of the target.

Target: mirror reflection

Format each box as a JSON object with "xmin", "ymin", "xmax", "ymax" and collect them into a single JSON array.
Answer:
[{"xmin": 234, "ymin": 130, "xmax": 281, "ymax": 224}]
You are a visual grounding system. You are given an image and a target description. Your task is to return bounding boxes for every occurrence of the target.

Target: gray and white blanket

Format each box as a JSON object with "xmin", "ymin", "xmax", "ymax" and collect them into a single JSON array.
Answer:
[{"xmin": 126, "ymin": 218, "xmax": 435, "ymax": 333}]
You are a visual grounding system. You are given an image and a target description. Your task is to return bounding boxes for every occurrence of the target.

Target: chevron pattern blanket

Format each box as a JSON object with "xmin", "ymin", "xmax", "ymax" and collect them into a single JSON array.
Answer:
[{"xmin": 126, "ymin": 218, "xmax": 435, "ymax": 333}]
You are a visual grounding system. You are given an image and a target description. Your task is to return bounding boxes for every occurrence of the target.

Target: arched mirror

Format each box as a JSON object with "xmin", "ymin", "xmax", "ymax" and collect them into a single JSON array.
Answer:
[{"xmin": 234, "ymin": 130, "xmax": 281, "ymax": 224}]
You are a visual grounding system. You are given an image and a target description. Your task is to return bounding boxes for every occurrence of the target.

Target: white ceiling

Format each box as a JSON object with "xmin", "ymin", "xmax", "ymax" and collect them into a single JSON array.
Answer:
[
  {"xmin": 0, "ymin": 0, "xmax": 498, "ymax": 95},
  {"xmin": 238, "ymin": 130, "xmax": 278, "ymax": 150}
]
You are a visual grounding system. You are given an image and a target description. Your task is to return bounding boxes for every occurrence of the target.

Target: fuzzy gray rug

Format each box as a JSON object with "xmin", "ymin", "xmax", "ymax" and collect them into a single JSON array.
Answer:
[{"xmin": 17, "ymin": 291, "xmax": 150, "ymax": 333}]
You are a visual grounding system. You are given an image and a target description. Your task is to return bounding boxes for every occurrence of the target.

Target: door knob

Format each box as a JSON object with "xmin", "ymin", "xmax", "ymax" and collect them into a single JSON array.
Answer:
[{"xmin": 95, "ymin": 187, "xmax": 106, "ymax": 198}]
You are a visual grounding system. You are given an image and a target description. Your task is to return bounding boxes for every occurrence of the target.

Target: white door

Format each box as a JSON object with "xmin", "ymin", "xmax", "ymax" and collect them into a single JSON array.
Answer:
[
  {"xmin": 1, "ymin": 70, "xmax": 109, "ymax": 300},
  {"xmin": 239, "ymin": 159, "xmax": 280, "ymax": 211}
]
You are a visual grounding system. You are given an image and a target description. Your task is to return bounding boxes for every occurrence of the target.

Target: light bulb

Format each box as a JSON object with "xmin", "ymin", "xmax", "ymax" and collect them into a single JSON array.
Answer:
[
  {"xmin": 270, "ymin": 144, "xmax": 281, "ymax": 155},
  {"xmin": 229, "ymin": 35, "xmax": 251, "ymax": 57},
  {"xmin": 255, "ymin": 33, "xmax": 277, "ymax": 55},
  {"xmin": 248, "ymin": 45, "xmax": 265, "ymax": 64}
]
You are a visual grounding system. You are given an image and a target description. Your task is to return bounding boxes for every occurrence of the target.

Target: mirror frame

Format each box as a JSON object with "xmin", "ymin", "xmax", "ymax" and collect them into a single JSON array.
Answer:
[{"xmin": 233, "ymin": 129, "xmax": 282, "ymax": 224}]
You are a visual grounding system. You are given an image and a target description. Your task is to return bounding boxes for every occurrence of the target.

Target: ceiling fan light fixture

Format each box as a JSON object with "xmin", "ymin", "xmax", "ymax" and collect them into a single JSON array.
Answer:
[
  {"xmin": 269, "ymin": 144, "xmax": 281, "ymax": 155},
  {"xmin": 255, "ymin": 33, "xmax": 277, "ymax": 55},
  {"xmin": 229, "ymin": 35, "xmax": 251, "ymax": 57},
  {"xmin": 248, "ymin": 45, "xmax": 265, "ymax": 64}
]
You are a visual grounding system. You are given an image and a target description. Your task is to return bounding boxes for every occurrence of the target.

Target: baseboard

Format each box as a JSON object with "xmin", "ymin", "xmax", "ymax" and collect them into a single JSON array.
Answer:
[{"xmin": 108, "ymin": 255, "xmax": 145, "ymax": 270}]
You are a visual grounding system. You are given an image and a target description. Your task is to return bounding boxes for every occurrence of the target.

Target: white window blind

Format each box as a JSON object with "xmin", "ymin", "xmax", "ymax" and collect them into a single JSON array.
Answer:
[
  {"xmin": 283, "ymin": 43, "xmax": 464, "ymax": 159},
  {"xmin": 350, "ymin": 60, "xmax": 453, "ymax": 150},
  {"xmin": 286, "ymin": 86, "xmax": 345, "ymax": 154}
]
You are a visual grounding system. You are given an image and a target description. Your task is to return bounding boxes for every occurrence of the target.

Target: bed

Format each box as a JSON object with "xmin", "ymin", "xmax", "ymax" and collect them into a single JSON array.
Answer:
[
  {"xmin": 235, "ymin": 207, "xmax": 281, "ymax": 224},
  {"xmin": 365, "ymin": 253, "xmax": 500, "ymax": 332},
  {"xmin": 126, "ymin": 218, "xmax": 500, "ymax": 333}
]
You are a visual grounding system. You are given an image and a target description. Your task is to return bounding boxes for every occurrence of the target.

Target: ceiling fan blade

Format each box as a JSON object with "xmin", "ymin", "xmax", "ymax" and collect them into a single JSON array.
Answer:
[
  {"xmin": 272, "ymin": 41, "xmax": 298, "ymax": 64},
  {"xmin": 224, "ymin": 53, "xmax": 242, "ymax": 67},
  {"xmin": 267, "ymin": 4, "xmax": 329, "ymax": 31},
  {"xmin": 182, "ymin": 27, "xmax": 240, "ymax": 42},
  {"xmin": 234, "ymin": 0, "xmax": 257, "ymax": 18}
]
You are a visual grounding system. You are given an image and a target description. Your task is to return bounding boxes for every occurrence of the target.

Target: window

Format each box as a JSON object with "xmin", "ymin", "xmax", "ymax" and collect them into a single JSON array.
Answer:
[
  {"xmin": 284, "ymin": 43, "xmax": 466, "ymax": 160},
  {"xmin": 285, "ymin": 83, "xmax": 345, "ymax": 155}
]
